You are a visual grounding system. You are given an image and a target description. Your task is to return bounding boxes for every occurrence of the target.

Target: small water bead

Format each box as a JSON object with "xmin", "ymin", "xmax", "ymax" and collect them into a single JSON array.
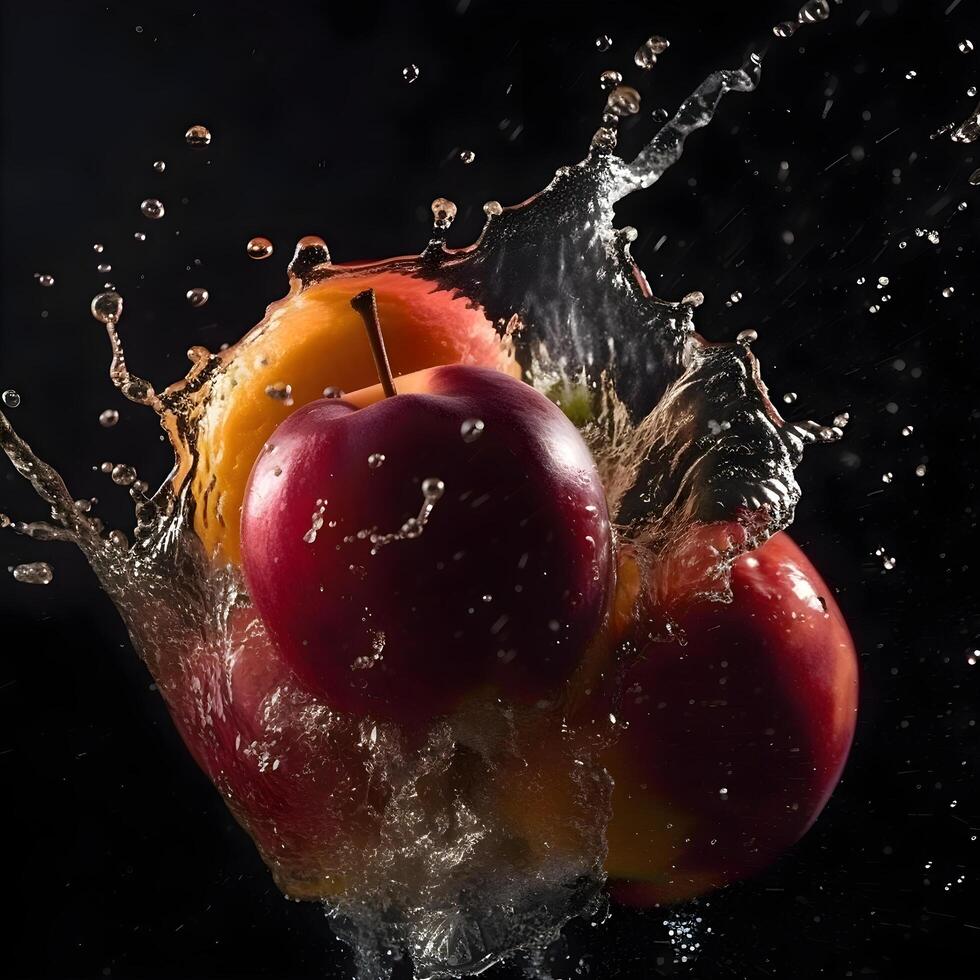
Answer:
[
  {"xmin": 782, "ymin": 392, "xmax": 798, "ymax": 405},
  {"xmin": 958, "ymin": 201, "xmax": 969, "ymax": 211},
  {"xmin": 185, "ymin": 124, "xmax": 211, "ymax": 146},
  {"xmin": 460, "ymin": 418, "xmax": 485, "ymax": 443},
  {"xmin": 599, "ymin": 70, "xmax": 622, "ymax": 92},
  {"xmin": 2, "ymin": 390, "xmax": 21, "ymax": 409},
  {"xmin": 682, "ymin": 290, "xmax": 705, "ymax": 307},
  {"xmin": 459, "ymin": 149, "xmax": 476, "ymax": 165},
  {"xmin": 422, "ymin": 477, "xmax": 445, "ymax": 500},
  {"xmin": 927, "ymin": 230, "xmax": 940, "ymax": 245},
  {"xmin": 99, "ymin": 462, "xmax": 114, "ymax": 474},
  {"xmin": 729, "ymin": 290, "xmax": 743, "ymax": 304},
  {"xmin": 91, "ymin": 290, "xmax": 123, "ymax": 323},
  {"xmin": 483, "ymin": 200, "xmax": 503, "ymax": 217},
  {"xmin": 606, "ymin": 85, "xmax": 641, "ymax": 118},
  {"xmin": 93, "ymin": 243, "xmax": 104, "ymax": 254},
  {"xmin": 368, "ymin": 453, "xmax": 386, "ymax": 469},
  {"xmin": 905, "ymin": 71, "xmax": 917, "ymax": 81},
  {"xmin": 959, "ymin": 40, "xmax": 975, "ymax": 54},
  {"xmin": 595, "ymin": 35, "xmax": 612, "ymax": 52},
  {"xmin": 882, "ymin": 472, "xmax": 894, "ymax": 484},
  {"xmin": 11, "ymin": 562, "xmax": 53, "ymax": 585},
  {"xmin": 834, "ymin": 412, "xmax": 851, "ymax": 427},
  {"xmin": 431, "ymin": 197, "xmax": 457, "ymax": 230},
  {"xmin": 111, "ymin": 463, "xmax": 137, "ymax": 486},
  {"xmin": 877, "ymin": 276, "xmax": 889, "ymax": 287},
  {"xmin": 773, "ymin": 21, "xmax": 797, "ymax": 38},
  {"xmin": 322, "ymin": 386, "xmax": 344, "ymax": 399},
  {"xmin": 970, "ymin": 87, "xmax": 979, "ymax": 98},
  {"xmin": 970, "ymin": 168, "xmax": 980, "ymax": 186},
  {"xmin": 882, "ymin": 555, "xmax": 897, "ymax": 571},
  {"xmin": 152, "ymin": 160, "xmax": 166, "ymax": 173},
  {"xmin": 265, "ymin": 382, "xmax": 294, "ymax": 405},
  {"xmin": 247, "ymin": 236, "xmax": 274, "ymax": 260},
  {"xmin": 134, "ymin": 232, "xmax": 146, "ymax": 242},
  {"xmin": 99, "ymin": 408, "xmax": 119, "ymax": 428},
  {"xmin": 798, "ymin": 0, "xmax": 830, "ymax": 23},
  {"xmin": 943, "ymin": 286, "xmax": 956, "ymax": 298},
  {"xmin": 36, "ymin": 273, "xmax": 55, "ymax": 287},
  {"xmin": 736, "ymin": 328, "xmax": 758, "ymax": 345},
  {"xmin": 97, "ymin": 262, "xmax": 112, "ymax": 273},
  {"xmin": 402, "ymin": 64, "xmax": 419, "ymax": 84},
  {"xmin": 634, "ymin": 36, "xmax": 669, "ymax": 70},
  {"xmin": 186, "ymin": 287, "xmax": 209, "ymax": 308},
  {"xmin": 140, "ymin": 198, "xmax": 165, "ymax": 219},
  {"xmin": 901, "ymin": 425, "xmax": 914, "ymax": 437},
  {"xmin": 915, "ymin": 464, "xmax": 927, "ymax": 477}
]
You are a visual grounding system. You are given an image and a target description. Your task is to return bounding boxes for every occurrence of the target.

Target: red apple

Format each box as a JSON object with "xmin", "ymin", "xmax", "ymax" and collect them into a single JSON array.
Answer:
[
  {"xmin": 240, "ymin": 291, "xmax": 614, "ymax": 726},
  {"xmin": 604, "ymin": 527, "xmax": 858, "ymax": 905}
]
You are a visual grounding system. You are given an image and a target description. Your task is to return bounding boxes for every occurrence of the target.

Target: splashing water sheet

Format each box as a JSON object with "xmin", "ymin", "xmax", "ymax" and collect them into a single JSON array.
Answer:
[{"xmin": 3, "ymin": 3, "xmax": 977, "ymax": 980}]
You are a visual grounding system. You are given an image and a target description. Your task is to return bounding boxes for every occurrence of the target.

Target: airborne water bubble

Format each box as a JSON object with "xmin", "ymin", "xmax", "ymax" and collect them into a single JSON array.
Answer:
[
  {"xmin": 140, "ymin": 198, "xmax": 165, "ymax": 219},
  {"xmin": 798, "ymin": 0, "xmax": 830, "ymax": 24},
  {"xmin": 152, "ymin": 160, "xmax": 166, "ymax": 173},
  {"xmin": 431, "ymin": 197, "xmax": 457, "ymax": 230},
  {"xmin": 184, "ymin": 124, "xmax": 211, "ymax": 146},
  {"xmin": 11, "ymin": 562, "xmax": 54, "ymax": 585},
  {"xmin": 186, "ymin": 287, "xmax": 209, "ymax": 308},
  {"xmin": 2, "ymin": 389, "xmax": 21, "ymax": 409},
  {"xmin": 599, "ymin": 70, "xmax": 622, "ymax": 92},
  {"xmin": 606, "ymin": 85, "xmax": 641, "ymax": 118},
  {"xmin": 90, "ymin": 290, "xmax": 123, "ymax": 323},
  {"xmin": 595, "ymin": 35, "xmax": 612, "ymax": 52},
  {"xmin": 402, "ymin": 64, "xmax": 419, "ymax": 83},
  {"xmin": 634, "ymin": 36, "xmax": 669, "ymax": 70},
  {"xmin": 99, "ymin": 409, "xmax": 119, "ymax": 428},
  {"xmin": 247, "ymin": 236, "xmax": 274, "ymax": 260}
]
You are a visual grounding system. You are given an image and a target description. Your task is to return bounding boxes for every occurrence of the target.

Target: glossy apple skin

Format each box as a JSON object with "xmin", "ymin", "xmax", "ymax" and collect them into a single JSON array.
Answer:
[
  {"xmin": 605, "ymin": 529, "xmax": 858, "ymax": 905},
  {"xmin": 240, "ymin": 364, "xmax": 614, "ymax": 726}
]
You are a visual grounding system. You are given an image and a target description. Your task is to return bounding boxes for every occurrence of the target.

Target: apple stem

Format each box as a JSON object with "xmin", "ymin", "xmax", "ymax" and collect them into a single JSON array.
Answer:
[{"xmin": 350, "ymin": 288, "xmax": 397, "ymax": 398}]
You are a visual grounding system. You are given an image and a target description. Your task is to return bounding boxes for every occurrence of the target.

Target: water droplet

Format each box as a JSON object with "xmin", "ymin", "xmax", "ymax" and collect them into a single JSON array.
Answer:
[
  {"xmin": 915, "ymin": 464, "xmax": 927, "ymax": 477},
  {"xmin": 111, "ymin": 463, "xmax": 137, "ymax": 486},
  {"xmin": 422, "ymin": 477, "xmax": 445, "ymax": 500},
  {"xmin": 483, "ymin": 200, "xmax": 503, "ymax": 217},
  {"xmin": 901, "ymin": 425, "xmax": 914, "ymax": 436},
  {"xmin": 368, "ymin": 453, "xmax": 386, "ymax": 469},
  {"xmin": 402, "ymin": 64, "xmax": 419, "ymax": 83},
  {"xmin": 184, "ymin": 124, "xmax": 211, "ymax": 146},
  {"xmin": 186, "ymin": 287, "xmax": 209, "ymax": 307},
  {"xmin": 773, "ymin": 21, "xmax": 797, "ymax": 38},
  {"xmin": 36, "ymin": 274, "xmax": 55, "ymax": 287},
  {"xmin": 265, "ymin": 382, "xmax": 294, "ymax": 405},
  {"xmin": 2, "ymin": 389, "xmax": 21, "ymax": 409},
  {"xmin": 606, "ymin": 85, "xmax": 641, "ymax": 118},
  {"xmin": 140, "ymin": 198, "xmax": 165, "ymax": 219},
  {"xmin": 718, "ymin": 787, "xmax": 729, "ymax": 797},
  {"xmin": 152, "ymin": 160, "xmax": 166, "ymax": 173},
  {"xmin": 461, "ymin": 418, "xmax": 485, "ymax": 443},
  {"xmin": 134, "ymin": 232, "xmax": 146, "ymax": 242},
  {"xmin": 798, "ymin": 0, "xmax": 830, "ymax": 24},
  {"xmin": 93, "ymin": 243, "xmax": 104, "ymax": 254},
  {"xmin": 958, "ymin": 201, "xmax": 969, "ymax": 210},
  {"xmin": 782, "ymin": 392, "xmax": 798, "ymax": 404},
  {"xmin": 459, "ymin": 149, "xmax": 476, "ymax": 165},
  {"xmin": 288, "ymin": 236, "xmax": 330, "ymax": 281},
  {"xmin": 431, "ymin": 197, "xmax": 457, "ymax": 230},
  {"xmin": 958, "ymin": 39, "xmax": 974, "ymax": 54},
  {"xmin": 99, "ymin": 409, "xmax": 119, "ymax": 427},
  {"xmin": 942, "ymin": 286, "xmax": 955, "ymax": 298},
  {"xmin": 970, "ymin": 168, "xmax": 980, "ymax": 186},
  {"xmin": 905, "ymin": 70, "xmax": 917, "ymax": 80},
  {"xmin": 91, "ymin": 291, "xmax": 123, "ymax": 323},
  {"xmin": 878, "ymin": 275, "xmax": 889, "ymax": 286},
  {"xmin": 11, "ymin": 562, "xmax": 53, "ymax": 585},
  {"xmin": 927, "ymin": 229, "xmax": 940, "ymax": 245},
  {"xmin": 247, "ymin": 236, "xmax": 274, "ymax": 260},
  {"xmin": 969, "ymin": 87, "xmax": 978, "ymax": 98},
  {"xmin": 595, "ymin": 35, "xmax": 612, "ymax": 52},
  {"xmin": 882, "ymin": 472, "xmax": 893, "ymax": 484},
  {"xmin": 322, "ymin": 386, "xmax": 344, "ymax": 399},
  {"xmin": 736, "ymin": 328, "xmax": 758, "ymax": 345},
  {"xmin": 682, "ymin": 291, "xmax": 705, "ymax": 307},
  {"xmin": 97, "ymin": 262, "xmax": 112, "ymax": 274},
  {"xmin": 634, "ymin": 36, "xmax": 669, "ymax": 70},
  {"xmin": 729, "ymin": 290, "xmax": 743, "ymax": 304},
  {"xmin": 599, "ymin": 70, "xmax": 622, "ymax": 92},
  {"xmin": 882, "ymin": 555, "xmax": 897, "ymax": 570}
]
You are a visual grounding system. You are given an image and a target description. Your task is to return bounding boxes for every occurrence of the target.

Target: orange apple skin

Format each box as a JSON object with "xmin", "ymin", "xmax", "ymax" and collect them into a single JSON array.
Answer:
[
  {"xmin": 605, "ymin": 529, "xmax": 858, "ymax": 905},
  {"xmin": 191, "ymin": 270, "xmax": 517, "ymax": 563}
]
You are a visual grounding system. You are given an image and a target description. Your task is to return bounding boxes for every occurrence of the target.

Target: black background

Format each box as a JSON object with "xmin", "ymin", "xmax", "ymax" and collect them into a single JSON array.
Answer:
[{"xmin": 2, "ymin": 1, "xmax": 979, "ymax": 977}]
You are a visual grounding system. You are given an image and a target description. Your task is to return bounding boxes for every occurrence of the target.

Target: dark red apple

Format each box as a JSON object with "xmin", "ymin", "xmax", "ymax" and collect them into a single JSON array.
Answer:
[
  {"xmin": 604, "ymin": 527, "xmax": 858, "ymax": 905},
  {"xmin": 240, "ymin": 292, "xmax": 614, "ymax": 726}
]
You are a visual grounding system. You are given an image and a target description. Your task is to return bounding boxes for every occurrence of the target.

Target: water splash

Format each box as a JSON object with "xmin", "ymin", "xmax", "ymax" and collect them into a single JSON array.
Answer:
[{"xmin": 1, "ymin": 46, "xmax": 844, "ymax": 980}]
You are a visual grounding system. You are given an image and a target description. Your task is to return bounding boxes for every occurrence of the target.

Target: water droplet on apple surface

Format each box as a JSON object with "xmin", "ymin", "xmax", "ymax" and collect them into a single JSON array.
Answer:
[
  {"xmin": 460, "ymin": 418, "xmax": 485, "ymax": 443},
  {"xmin": 367, "ymin": 453, "xmax": 386, "ymax": 469},
  {"xmin": 264, "ymin": 382, "xmax": 294, "ymax": 405}
]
